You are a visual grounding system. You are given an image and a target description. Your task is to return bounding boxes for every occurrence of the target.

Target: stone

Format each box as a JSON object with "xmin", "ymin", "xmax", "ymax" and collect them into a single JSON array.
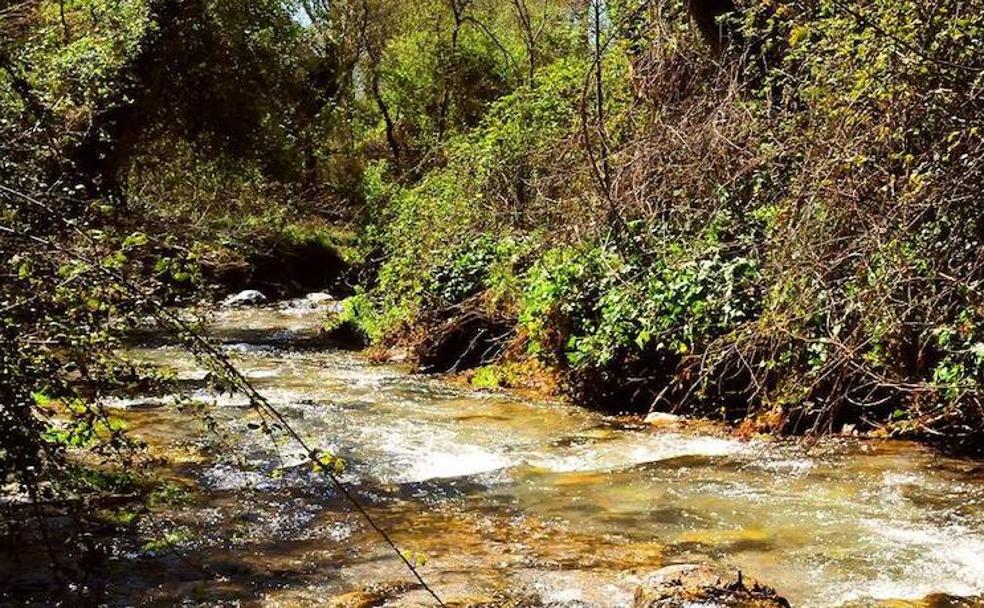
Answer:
[
  {"xmin": 634, "ymin": 564, "xmax": 791, "ymax": 608},
  {"xmin": 278, "ymin": 292, "xmax": 341, "ymax": 311},
  {"xmin": 303, "ymin": 291, "xmax": 336, "ymax": 304},
  {"xmin": 644, "ymin": 411, "xmax": 683, "ymax": 428},
  {"xmin": 328, "ymin": 582, "xmax": 417, "ymax": 608},
  {"xmin": 221, "ymin": 289, "xmax": 268, "ymax": 307},
  {"xmin": 328, "ymin": 590, "xmax": 387, "ymax": 608}
]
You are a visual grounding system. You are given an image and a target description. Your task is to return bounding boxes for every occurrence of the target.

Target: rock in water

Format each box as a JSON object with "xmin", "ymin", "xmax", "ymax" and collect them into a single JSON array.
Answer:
[
  {"xmin": 221, "ymin": 289, "xmax": 268, "ymax": 308},
  {"xmin": 303, "ymin": 291, "xmax": 335, "ymax": 305},
  {"xmin": 634, "ymin": 564, "xmax": 791, "ymax": 608},
  {"xmin": 278, "ymin": 292, "xmax": 340, "ymax": 311},
  {"xmin": 644, "ymin": 411, "xmax": 683, "ymax": 427}
]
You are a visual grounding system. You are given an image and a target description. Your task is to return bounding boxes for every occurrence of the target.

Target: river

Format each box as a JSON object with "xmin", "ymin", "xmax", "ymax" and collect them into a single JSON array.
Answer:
[{"xmin": 103, "ymin": 297, "xmax": 984, "ymax": 607}]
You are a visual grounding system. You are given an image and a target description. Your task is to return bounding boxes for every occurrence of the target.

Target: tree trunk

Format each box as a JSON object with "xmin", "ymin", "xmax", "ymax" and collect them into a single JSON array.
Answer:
[{"xmin": 360, "ymin": 0, "xmax": 401, "ymax": 169}]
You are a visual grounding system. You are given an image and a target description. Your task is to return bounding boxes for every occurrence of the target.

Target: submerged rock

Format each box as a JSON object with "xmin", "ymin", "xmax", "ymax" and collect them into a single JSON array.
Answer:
[
  {"xmin": 634, "ymin": 564, "xmax": 790, "ymax": 608},
  {"xmin": 328, "ymin": 582, "xmax": 419, "ymax": 608},
  {"xmin": 861, "ymin": 595, "xmax": 984, "ymax": 607},
  {"xmin": 221, "ymin": 289, "xmax": 268, "ymax": 307}
]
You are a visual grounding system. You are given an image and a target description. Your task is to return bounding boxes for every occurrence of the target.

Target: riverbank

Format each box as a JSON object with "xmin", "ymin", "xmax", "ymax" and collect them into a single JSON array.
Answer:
[
  {"xmin": 316, "ymin": 0, "xmax": 983, "ymax": 452},
  {"xmin": 215, "ymin": 290, "xmax": 975, "ymax": 450},
  {"xmin": 326, "ymin": 295, "xmax": 980, "ymax": 456}
]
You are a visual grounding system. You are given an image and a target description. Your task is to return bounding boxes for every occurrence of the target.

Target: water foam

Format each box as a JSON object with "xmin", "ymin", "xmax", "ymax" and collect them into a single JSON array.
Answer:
[{"xmin": 530, "ymin": 434, "xmax": 745, "ymax": 473}]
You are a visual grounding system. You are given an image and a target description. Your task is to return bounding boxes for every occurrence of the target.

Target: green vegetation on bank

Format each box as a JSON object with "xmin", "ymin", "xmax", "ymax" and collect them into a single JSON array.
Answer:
[{"xmin": 334, "ymin": 0, "xmax": 984, "ymax": 446}]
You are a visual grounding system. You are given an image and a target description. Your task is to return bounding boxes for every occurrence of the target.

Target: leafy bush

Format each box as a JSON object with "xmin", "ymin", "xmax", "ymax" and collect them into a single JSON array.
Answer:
[{"xmin": 347, "ymin": 0, "xmax": 984, "ymax": 444}]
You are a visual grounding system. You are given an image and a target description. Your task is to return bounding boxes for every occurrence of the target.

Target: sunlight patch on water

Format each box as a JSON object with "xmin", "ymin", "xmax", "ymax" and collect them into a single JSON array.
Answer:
[
  {"xmin": 368, "ymin": 422, "xmax": 514, "ymax": 483},
  {"xmin": 526, "ymin": 570, "xmax": 635, "ymax": 607},
  {"xmin": 749, "ymin": 456, "xmax": 815, "ymax": 477},
  {"xmin": 840, "ymin": 520, "xmax": 984, "ymax": 603},
  {"xmin": 402, "ymin": 447, "xmax": 513, "ymax": 482},
  {"xmin": 201, "ymin": 463, "xmax": 265, "ymax": 492}
]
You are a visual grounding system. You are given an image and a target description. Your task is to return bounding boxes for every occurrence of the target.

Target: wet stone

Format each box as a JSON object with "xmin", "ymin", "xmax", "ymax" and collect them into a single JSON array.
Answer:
[
  {"xmin": 634, "ymin": 564, "xmax": 791, "ymax": 608},
  {"xmin": 644, "ymin": 412, "xmax": 683, "ymax": 428},
  {"xmin": 222, "ymin": 289, "xmax": 268, "ymax": 307},
  {"xmin": 327, "ymin": 582, "xmax": 419, "ymax": 608}
]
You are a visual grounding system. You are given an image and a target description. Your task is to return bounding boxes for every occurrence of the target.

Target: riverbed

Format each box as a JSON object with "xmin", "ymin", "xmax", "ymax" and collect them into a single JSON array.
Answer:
[{"xmin": 104, "ymin": 299, "xmax": 984, "ymax": 607}]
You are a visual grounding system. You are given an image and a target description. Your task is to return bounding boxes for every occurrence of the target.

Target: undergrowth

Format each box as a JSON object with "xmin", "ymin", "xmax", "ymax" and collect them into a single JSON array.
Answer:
[{"xmin": 340, "ymin": 0, "xmax": 984, "ymax": 448}]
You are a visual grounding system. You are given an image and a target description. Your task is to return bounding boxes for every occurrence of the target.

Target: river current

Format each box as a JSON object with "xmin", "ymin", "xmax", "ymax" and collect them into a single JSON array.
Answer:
[{"xmin": 104, "ymin": 298, "xmax": 984, "ymax": 607}]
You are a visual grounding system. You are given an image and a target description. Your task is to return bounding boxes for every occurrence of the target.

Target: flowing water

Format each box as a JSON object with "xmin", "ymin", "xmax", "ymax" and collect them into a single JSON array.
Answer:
[{"xmin": 101, "ymin": 299, "xmax": 984, "ymax": 607}]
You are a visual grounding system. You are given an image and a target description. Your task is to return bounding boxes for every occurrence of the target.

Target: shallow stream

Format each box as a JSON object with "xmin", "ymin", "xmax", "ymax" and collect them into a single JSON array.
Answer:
[{"xmin": 106, "ymin": 300, "xmax": 984, "ymax": 607}]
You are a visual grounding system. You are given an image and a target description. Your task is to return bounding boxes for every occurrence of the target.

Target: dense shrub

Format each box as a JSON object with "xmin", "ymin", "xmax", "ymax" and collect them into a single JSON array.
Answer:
[{"xmin": 346, "ymin": 0, "xmax": 984, "ymax": 445}]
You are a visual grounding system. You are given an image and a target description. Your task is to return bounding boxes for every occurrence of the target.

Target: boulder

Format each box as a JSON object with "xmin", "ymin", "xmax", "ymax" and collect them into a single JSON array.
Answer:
[
  {"xmin": 221, "ymin": 289, "xmax": 268, "ymax": 308},
  {"xmin": 634, "ymin": 564, "xmax": 790, "ymax": 608}
]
